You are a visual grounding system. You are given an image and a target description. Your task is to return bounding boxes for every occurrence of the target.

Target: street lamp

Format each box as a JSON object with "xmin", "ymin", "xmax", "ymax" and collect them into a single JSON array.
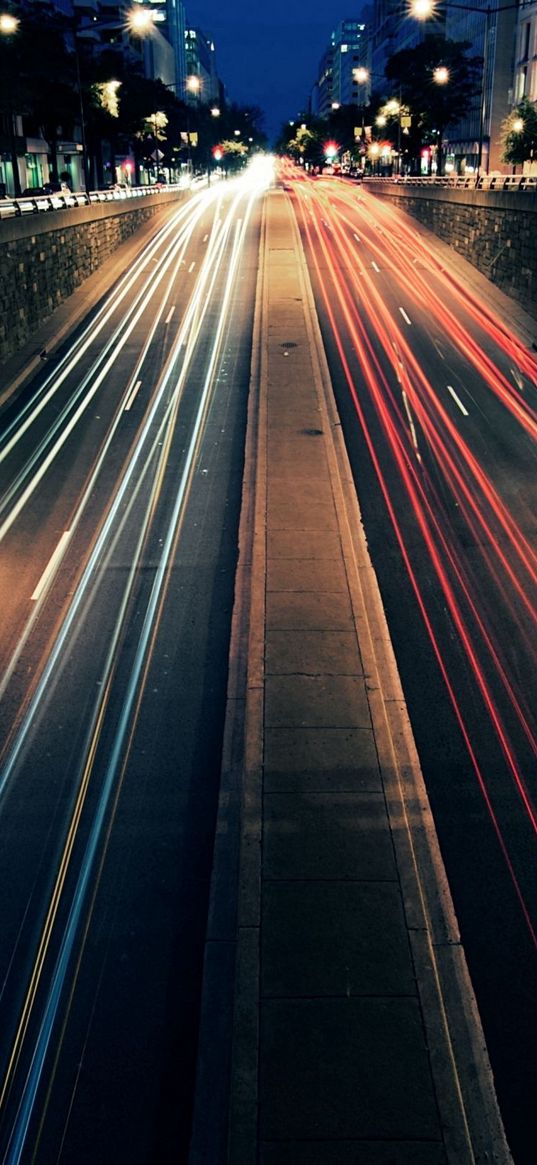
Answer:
[
  {"xmin": 0, "ymin": 12, "xmax": 18, "ymax": 34},
  {"xmin": 411, "ymin": 0, "xmax": 522, "ymax": 176},
  {"xmin": 186, "ymin": 75, "xmax": 201, "ymax": 101}
]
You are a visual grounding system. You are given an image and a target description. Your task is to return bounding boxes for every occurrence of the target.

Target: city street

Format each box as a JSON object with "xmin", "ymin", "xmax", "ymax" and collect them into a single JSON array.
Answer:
[
  {"xmin": 0, "ymin": 173, "xmax": 265, "ymax": 1163},
  {"xmin": 0, "ymin": 168, "xmax": 536, "ymax": 1163},
  {"xmin": 290, "ymin": 171, "xmax": 537, "ymax": 1165}
]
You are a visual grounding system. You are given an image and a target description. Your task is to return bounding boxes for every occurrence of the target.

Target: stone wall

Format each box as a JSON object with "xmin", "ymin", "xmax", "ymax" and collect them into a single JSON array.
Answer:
[
  {"xmin": 368, "ymin": 183, "xmax": 537, "ymax": 322},
  {"xmin": 0, "ymin": 191, "xmax": 185, "ymax": 365}
]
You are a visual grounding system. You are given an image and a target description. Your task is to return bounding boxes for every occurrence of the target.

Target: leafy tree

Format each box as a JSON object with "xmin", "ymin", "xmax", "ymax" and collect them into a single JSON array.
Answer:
[
  {"xmin": 501, "ymin": 97, "xmax": 537, "ymax": 170},
  {"xmin": 385, "ymin": 34, "xmax": 481, "ymax": 173}
]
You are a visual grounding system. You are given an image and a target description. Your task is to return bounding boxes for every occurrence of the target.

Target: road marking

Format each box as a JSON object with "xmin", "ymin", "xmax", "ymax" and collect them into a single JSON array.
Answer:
[
  {"xmin": 399, "ymin": 307, "xmax": 412, "ymax": 326},
  {"xmin": 188, "ymin": 261, "xmax": 196, "ymax": 273},
  {"xmin": 371, "ymin": 260, "xmax": 380, "ymax": 273},
  {"xmin": 353, "ymin": 233, "xmax": 361, "ymax": 242},
  {"xmin": 165, "ymin": 306, "xmax": 175, "ymax": 325},
  {"xmin": 31, "ymin": 531, "xmax": 71, "ymax": 602},
  {"xmin": 447, "ymin": 384, "xmax": 469, "ymax": 416},
  {"xmin": 125, "ymin": 379, "xmax": 142, "ymax": 412},
  {"xmin": 203, "ymin": 234, "xmax": 208, "ymax": 242},
  {"xmin": 402, "ymin": 391, "xmax": 421, "ymax": 461}
]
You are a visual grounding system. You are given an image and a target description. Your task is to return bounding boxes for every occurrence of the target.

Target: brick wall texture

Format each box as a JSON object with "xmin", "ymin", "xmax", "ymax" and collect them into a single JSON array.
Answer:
[
  {"xmin": 0, "ymin": 195, "xmax": 183, "ymax": 365},
  {"xmin": 371, "ymin": 185, "xmax": 537, "ymax": 323}
]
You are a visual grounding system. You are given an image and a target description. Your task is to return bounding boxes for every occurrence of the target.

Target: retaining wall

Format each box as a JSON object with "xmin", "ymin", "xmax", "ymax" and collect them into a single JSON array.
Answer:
[
  {"xmin": 0, "ymin": 190, "xmax": 186, "ymax": 365},
  {"xmin": 368, "ymin": 183, "xmax": 537, "ymax": 322}
]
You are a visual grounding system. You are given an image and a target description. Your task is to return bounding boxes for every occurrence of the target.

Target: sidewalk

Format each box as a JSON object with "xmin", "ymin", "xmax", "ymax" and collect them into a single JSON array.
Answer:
[{"xmin": 190, "ymin": 190, "xmax": 513, "ymax": 1164}]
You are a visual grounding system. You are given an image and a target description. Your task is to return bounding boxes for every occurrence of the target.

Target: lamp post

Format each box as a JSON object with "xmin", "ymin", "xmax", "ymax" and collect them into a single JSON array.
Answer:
[{"xmin": 411, "ymin": 0, "xmax": 522, "ymax": 176}]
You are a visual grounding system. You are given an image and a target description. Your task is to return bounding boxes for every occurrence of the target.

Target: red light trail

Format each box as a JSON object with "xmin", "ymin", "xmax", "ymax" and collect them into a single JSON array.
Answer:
[{"xmin": 283, "ymin": 169, "xmax": 537, "ymax": 948}]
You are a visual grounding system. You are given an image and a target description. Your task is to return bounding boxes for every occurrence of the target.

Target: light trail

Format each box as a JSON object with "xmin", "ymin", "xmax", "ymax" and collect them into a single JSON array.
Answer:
[
  {"xmin": 287, "ymin": 174, "xmax": 537, "ymax": 949},
  {"xmin": 0, "ymin": 163, "xmax": 271, "ymax": 1161}
]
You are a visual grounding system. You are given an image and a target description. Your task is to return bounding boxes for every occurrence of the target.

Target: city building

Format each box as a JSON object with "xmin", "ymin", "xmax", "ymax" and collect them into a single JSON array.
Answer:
[
  {"xmin": 331, "ymin": 18, "xmax": 369, "ymax": 107},
  {"xmin": 184, "ymin": 26, "xmax": 219, "ymax": 105}
]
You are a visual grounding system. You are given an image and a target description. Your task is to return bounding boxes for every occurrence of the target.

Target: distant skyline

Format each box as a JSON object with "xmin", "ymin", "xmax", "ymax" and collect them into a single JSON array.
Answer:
[{"xmin": 195, "ymin": 3, "xmax": 351, "ymax": 141}]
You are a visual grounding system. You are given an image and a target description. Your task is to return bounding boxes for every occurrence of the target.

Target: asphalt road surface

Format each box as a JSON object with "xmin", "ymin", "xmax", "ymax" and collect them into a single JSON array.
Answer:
[
  {"xmin": 287, "ymin": 167, "xmax": 537, "ymax": 1165},
  {"xmin": 0, "ymin": 167, "xmax": 267, "ymax": 1164},
  {"xmin": 0, "ymin": 162, "xmax": 536, "ymax": 1164}
]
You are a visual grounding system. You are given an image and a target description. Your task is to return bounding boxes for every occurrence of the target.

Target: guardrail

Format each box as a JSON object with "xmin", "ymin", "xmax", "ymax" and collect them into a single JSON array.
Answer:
[
  {"xmin": 0, "ymin": 180, "xmax": 194, "ymax": 221},
  {"xmin": 364, "ymin": 174, "xmax": 537, "ymax": 193}
]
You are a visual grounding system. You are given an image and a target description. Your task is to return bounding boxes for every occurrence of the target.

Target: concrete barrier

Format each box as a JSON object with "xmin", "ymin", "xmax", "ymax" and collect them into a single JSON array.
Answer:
[{"xmin": 0, "ymin": 189, "xmax": 187, "ymax": 365}]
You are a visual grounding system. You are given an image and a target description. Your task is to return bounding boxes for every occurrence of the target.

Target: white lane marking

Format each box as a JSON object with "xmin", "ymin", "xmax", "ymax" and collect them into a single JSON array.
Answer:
[
  {"xmin": 203, "ymin": 234, "xmax": 208, "ymax": 242},
  {"xmin": 165, "ymin": 306, "xmax": 175, "ymax": 325},
  {"xmin": 447, "ymin": 384, "xmax": 469, "ymax": 416},
  {"xmin": 31, "ymin": 531, "xmax": 71, "ymax": 602},
  {"xmin": 188, "ymin": 261, "xmax": 196, "ymax": 273},
  {"xmin": 125, "ymin": 380, "xmax": 142, "ymax": 412},
  {"xmin": 399, "ymin": 307, "xmax": 412, "ymax": 326},
  {"xmin": 402, "ymin": 391, "xmax": 421, "ymax": 462},
  {"xmin": 353, "ymin": 233, "xmax": 361, "ymax": 242},
  {"xmin": 371, "ymin": 261, "xmax": 380, "ymax": 273}
]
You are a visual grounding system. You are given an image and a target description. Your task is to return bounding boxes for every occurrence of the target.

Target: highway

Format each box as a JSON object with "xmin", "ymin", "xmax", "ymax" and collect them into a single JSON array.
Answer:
[
  {"xmin": 286, "ymin": 167, "xmax": 537, "ymax": 1165},
  {"xmin": 0, "ymin": 159, "xmax": 536, "ymax": 1163},
  {"xmin": 0, "ymin": 163, "xmax": 269, "ymax": 1164}
]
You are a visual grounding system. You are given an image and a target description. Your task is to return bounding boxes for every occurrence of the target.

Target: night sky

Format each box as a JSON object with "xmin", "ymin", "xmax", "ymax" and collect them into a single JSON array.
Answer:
[{"xmin": 195, "ymin": 1, "xmax": 338, "ymax": 141}]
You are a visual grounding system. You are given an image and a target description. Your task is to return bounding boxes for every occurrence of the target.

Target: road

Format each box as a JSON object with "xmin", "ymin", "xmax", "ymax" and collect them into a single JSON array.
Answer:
[
  {"xmin": 0, "ymin": 161, "xmax": 535, "ymax": 1164},
  {"xmin": 285, "ymin": 166, "xmax": 537, "ymax": 1165},
  {"xmin": 0, "ymin": 164, "xmax": 269, "ymax": 1164}
]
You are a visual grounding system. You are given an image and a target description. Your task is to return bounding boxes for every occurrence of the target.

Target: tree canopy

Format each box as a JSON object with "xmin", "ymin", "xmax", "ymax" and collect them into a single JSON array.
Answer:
[{"xmin": 501, "ymin": 97, "xmax": 537, "ymax": 168}]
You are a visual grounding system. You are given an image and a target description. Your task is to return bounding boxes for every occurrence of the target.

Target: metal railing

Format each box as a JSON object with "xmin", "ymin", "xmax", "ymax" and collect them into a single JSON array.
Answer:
[
  {"xmin": 364, "ymin": 173, "xmax": 537, "ymax": 193},
  {"xmin": 0, "ymin": 180, "xmax": 192, "ymax": 221}
]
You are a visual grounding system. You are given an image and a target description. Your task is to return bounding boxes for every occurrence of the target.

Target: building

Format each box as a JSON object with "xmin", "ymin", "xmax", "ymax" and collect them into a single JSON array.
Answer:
[
  {"xmin": 331, "ymin": 18, "xmax": 369, "ymax": 108},
  {"xmin": 441, "ymin": 3, "xmax": 519, "ymax": 174},
  {"xmin": 184, "ymin": 26, "xmax": 219, "ymax": 104},
  {"xmin": 312, "ymin": 16, "xmax": 370, "ymax": 116},
  {"xmin": 312, "ymin": 45, "xmax": 334, "ymax": 117}
]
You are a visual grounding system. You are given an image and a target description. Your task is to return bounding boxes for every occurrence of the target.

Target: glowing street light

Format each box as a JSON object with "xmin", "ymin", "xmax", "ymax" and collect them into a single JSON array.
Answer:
[
  {"xmin": 433, "ymin": 66, "xmax": 449, "ymax": 85},
  {"xmin": 126, "ymin": 6, "xmax": 155, "ymax": 35},
  {"xmin": 0, "ymin": 12, "xmax": 19, "ymax": 34},
  {"xmin": 512, "ymin": 117, "xmax": 524, "ymax": 133}
]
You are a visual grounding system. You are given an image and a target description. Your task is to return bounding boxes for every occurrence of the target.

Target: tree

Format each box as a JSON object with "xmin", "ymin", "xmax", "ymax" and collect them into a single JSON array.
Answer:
[
  {"xmin": 501, "ymin": 98, "xmax": 537, "ymax": 171},
  {"xmin": 385, "ymin": 34, "xmax": 481, "ymax": 174}
]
